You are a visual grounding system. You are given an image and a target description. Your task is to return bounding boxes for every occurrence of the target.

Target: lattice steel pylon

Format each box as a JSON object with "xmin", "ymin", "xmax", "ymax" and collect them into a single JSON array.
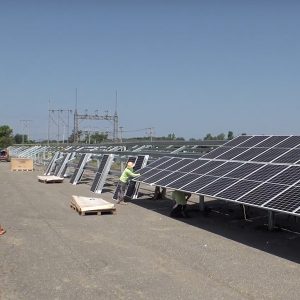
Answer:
[{"xmin": 73, "ymin": 110, "xmax": 118, "ymax": 143}]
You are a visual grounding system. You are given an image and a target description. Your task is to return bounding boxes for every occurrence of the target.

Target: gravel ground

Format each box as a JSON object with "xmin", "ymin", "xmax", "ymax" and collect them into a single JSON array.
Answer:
[{"xmin": 0, "ymin": 162, "xmax": 299, "ymax": 300}]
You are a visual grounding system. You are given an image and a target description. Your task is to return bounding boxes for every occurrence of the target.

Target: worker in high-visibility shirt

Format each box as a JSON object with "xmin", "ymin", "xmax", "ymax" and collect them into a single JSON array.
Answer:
[
  {"xmin": 116, "ymin": 161, "xmax": 140, "ymax": 204},
  {"xmin": 170, "ymin": 190, "xmax": 191, "ymax": 218}
]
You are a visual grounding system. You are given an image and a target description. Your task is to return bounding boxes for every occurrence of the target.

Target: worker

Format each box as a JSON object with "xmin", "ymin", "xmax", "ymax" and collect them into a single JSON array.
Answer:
[
  {"xmin": 152, "ymin": 186, "xmax": 167, "ymax": 200},
  {"xmin": 170, "ymin": 190, "xmax": 191, "ymax": 218},
  {"xmin": 117, "ymin": 161, "xmax": 140, "ymax": 204},
  {"xmin": 0, "ymin": 225, "xmax": 6, "ymax": 235}
]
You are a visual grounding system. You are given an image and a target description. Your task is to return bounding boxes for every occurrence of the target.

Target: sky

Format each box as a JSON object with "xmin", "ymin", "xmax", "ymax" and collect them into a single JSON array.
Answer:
[{"xmin": 1, "ymin": 0, "xmax": 300, "ymax": 141}]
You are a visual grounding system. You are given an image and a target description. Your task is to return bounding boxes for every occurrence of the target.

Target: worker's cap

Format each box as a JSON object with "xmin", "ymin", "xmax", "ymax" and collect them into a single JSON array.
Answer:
[{"xmin": 127, "ymin": 161, "xmax": 135, "ymax": 167}]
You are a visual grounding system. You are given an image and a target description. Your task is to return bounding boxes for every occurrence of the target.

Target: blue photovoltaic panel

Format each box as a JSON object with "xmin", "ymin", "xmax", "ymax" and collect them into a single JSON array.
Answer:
[
  {"xmin": 143, "ymin": 170, "xmax": 173, "ymax": 184},
  {"xmin": 197, "ymin": 177, "xmax": 238, "ymax": 196},
  {"xmin": 216, "ymin": 147, "xmax": 248, "ymax": 160},
  {"xmin": 202, "ymin": 147, "xmax": 232, "ymax": 159},
  {"xmin": 132, "ymin": 135, "xmax": 300, "ymax": 217},
  {"xmin": 138, "ymin": 167, "xmax": 153, "ymax": 175},
  {"xmin": 216, "ymin": 180, "xmax": 261, "ymax": 200},
  {"xmin": 238, "ymin": 183, "xmax": 288, "ymax": 206},
  {"xmin": 274, "ymin": 136, "xmax": 300, "ymax": 148},
  {"xmin": 206, "ymin": 161, "xmax": 242, "ymax": 176},
  {"xmin": 237, "ymin": 135, "xmax": 270, "ymax": 147},
  {"xmin": 251, "ymin": 148, "xmax": 288, "ymax": 162},
  {"xmin": 225, "ymin": 163, "xmax": 263, "ymax": 179},
  {"xmin": 233, "ymin": 147, "xmax": 268, "ymax": 161},
  {"xmin": 166, "ymin": 173, "xmax": 200, "ymax": 189},
  {"xmin": 269, "ymin": 166, "xmax": 300, "ymax": 185},
  {"xmin": 180, "ymin": 175, "xmax": 217, "ymax": 193},
  {"xmin": 146, "ymin": 156, "xmax": 171, "ymax": 168},
  {"xmin": 272, "ymin": 149, "xmax": 300, "ymax": 164},
  {"xmin": 191, "ymin": 160, "xmax": 225, "ymax": 175},
  {"xmin": 156, "ymin": 157, "xmax": 184, "ymax": 170},
  {"xmin": 245, "ymin": 164, "xmax": 288, "ymax": 182},
  {"xmin": 165, "ymin": 158, "xmax": 194, "ymax": 171},
  {"xmin": 178, "ymin": 159, "xmax": 209, "ymax": 173},
  {"xmin": 135, "ymin": 168, "xmax": 161, "ymax": 182},
  {"xmin": 222, "ymin": 135, "xmax": 252, "ymax": 147},
  {"xmin": 255, "ymin": 136, "xmax": 288, "ymax": 148},
  {"xmin": 264, "ymin": 187, "xmax": 300, "ymax": 212},
  {"xmin": 154, "ymin": 171, "xmax": 185, "ymax": 187}
]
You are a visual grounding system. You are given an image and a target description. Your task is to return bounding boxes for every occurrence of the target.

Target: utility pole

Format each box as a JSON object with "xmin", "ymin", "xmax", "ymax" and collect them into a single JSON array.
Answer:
[
  {"xmin": 20, "ymin": 120, "xmax": 32, "ymax": 143},
  {"xmin": 119, "ymin": 126, "xmax": 123, "ymax": 142}
]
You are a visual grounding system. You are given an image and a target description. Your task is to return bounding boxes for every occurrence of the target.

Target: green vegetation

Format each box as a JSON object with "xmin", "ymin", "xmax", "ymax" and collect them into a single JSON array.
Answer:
[{"xmin": 0, "ymin": 125, "xmax": 14, "ymax": 148}]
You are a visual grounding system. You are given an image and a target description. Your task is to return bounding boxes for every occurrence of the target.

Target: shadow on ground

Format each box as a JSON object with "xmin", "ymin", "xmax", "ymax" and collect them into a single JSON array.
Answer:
[{"xmin": 123, "ymin": 191, "xmax": 300, "ymax": 264}]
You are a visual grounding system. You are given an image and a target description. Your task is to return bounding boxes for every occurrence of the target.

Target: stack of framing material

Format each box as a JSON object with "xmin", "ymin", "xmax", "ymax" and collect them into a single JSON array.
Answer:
[
  {"xmin": 71, "ymin": 195, "xmax": 116, "ymax": 216},
  {"xmin": 11, "ymin": 158, "xmax": 33, "ymax": 171},
  {"xmin": 37, "ymin": 175, "xmax": 64, "ymax": 183}
]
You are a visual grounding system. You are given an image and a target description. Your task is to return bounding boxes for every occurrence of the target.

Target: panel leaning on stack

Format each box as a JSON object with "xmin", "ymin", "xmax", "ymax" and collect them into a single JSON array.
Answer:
[{"xmin": 70, "ymin": 195, "xmax": 116, "ymax": 216}]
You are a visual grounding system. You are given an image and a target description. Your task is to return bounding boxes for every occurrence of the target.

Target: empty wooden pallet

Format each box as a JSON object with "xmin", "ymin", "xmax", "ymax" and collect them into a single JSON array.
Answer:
[{"xmin": 37, "ymin": 175, "xmax": 64, "ymax": 183}]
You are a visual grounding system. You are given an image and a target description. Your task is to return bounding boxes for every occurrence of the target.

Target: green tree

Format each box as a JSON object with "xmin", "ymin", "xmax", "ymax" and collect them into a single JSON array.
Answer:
[
  {"xmin": 0, "ymin": 125, "xmax": 14, "ymax": 148},
  {"xmin": 227, "ymin": 131, "xmax": 234, "ymax": 140},
  {"xmin": 14, "ymin": 133, "xmax": 28, "ymax": 144},
  {"xmin": 167, "ymin": 133, "xmax": 176, "ymax": 140}
]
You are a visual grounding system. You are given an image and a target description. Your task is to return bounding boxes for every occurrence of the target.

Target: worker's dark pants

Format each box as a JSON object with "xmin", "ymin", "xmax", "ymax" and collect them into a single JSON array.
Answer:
[
  {"xmin": 170, "ymin": 204, "xmax": 183, "ymax": 217},
  {"xmin": 117, "ymin": 181, "xmax": 127, "ymax": 202}
]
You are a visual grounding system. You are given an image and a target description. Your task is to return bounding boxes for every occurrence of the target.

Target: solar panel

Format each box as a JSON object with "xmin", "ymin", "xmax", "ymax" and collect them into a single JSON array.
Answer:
[
  {"xmin": 90, "ymin": 154, "xmax": 114, "ymax": 193},
  {"xmin": 166, "ymin": 173, "xmax": 200, "ymax": 189},
  {"xmin": 125, "ymin": 155, "xmax": 149, "ymax": 199},
  {"xmin": 133, "ymin": 135, "xmax": 300, "ymax": 217},
  {"xmin": 178, "ymin": 159, "xmax": 209, "ymax": 173},
  {"xmin": 191, "ymin": 160, "xmax": 225, "ymax": 175},
  {"xmin": 215, "ymin": 147, "xmax": 248, "ymax": 160},
  {"xmin": 202, "ymin": 146, "xmax": 231, "ymax": 159},
  {"xmin": 264, "ymin": 187, "xmax": 300, "ymax": 212},
  {"xmin": 231, "ymin": 147, "xmax": 268, "ymax": 161},
  {"xmin": 245, "ymin": 164, "xmax": 288, "ymax": 182},
  {"xmin": 251, "ymin": 148, "xmax": 288, "ymax": 162},
  {"xmin": 154, "ymin": 171, "xmax": 185, "ymax": 187},
  {"xmin": 165, "ymin": 158, "xmax": 194, "ymax": 171},
  {"xmin": 196, "ymin": 177, "xmax": 238, "ymax": 196},
  {"xmin": 206, "ymin": 161, "xmax": 242, "ymax": 176},
  {"xmin": 215, "ymin": 180, "xmax": 261, "ymax": 200},
  {"xmin": 256, "ymin": 136, "xmax": 289, "ymax": 148},
  {"xmin": 269, "ymin": 166, "xmax": 300, "ymax": 185},
  {"xmin": 143, "ymin": 170, "xmax": 173, "ymax": 184},
  {"xmin": 238, "ymin": 183, "xmax": 288, "ymax": 206},
  {"xmin": 237, "ymin": 135, "xmax": 270, "ymax": 147},
  {"xmin": 222, "ymin": 135, "xmax": 252, "ymax": 147},
  {"xmin": 180, "ymin": 175, "xmax": 217, "ymax": 193},
  {"xmin": 272, "ymin": 149, "xmax": 300, "ymax": 164},
  {"xmin": 225, "ymin": 163, "xmax": 263, "ymax": 179},
  {"xmin": 274, "ymin": 136, "xmax": 300, "ymax": 148}
]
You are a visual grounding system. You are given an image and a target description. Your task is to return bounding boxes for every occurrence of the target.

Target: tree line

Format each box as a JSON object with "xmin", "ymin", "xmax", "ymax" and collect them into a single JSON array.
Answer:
[{"xmin": 0, "ymin": 124, "xmax": 236, "ymax": 148}]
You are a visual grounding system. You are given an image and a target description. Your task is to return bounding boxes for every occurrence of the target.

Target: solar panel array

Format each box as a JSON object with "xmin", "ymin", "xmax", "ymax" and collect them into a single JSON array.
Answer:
[{"xmin": 134, "ymin": 135, "xmax": 300, "ymax": 217}]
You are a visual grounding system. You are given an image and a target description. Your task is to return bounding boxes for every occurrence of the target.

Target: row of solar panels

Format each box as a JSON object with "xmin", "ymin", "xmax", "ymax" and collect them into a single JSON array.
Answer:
[
  {"xmin": 203, "ymin": 135, "xmax": 300, "ymax": 163},
  {"xmin": 133, "ymin": 135, "xmax": 300, "ymax": 217}
]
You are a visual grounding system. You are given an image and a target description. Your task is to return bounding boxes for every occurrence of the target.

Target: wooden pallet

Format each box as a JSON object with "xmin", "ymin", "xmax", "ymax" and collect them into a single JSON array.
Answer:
[
  {"xmin": 37, "ymin": 175, "xmax": 64, "ymax": 183},
  {"xmin": 71, "ymin": 195, "xmax": 116, "ymax": 216},
  {"xmin": 70, "ymin": 203, "xmax": 115, "ymax": 216}
]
